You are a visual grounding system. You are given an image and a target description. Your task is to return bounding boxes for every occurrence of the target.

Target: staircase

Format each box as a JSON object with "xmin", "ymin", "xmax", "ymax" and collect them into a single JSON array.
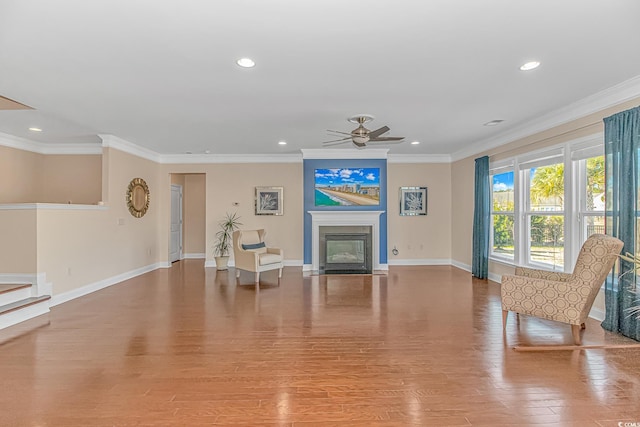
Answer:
[{"xmin": 0, "ymin": 284, "xmax": 51, "ymax": 331}]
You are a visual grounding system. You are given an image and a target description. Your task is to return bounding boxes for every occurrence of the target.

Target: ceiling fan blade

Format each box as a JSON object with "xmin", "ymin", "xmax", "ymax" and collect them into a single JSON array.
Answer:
[
  {"xmin": 327, "ymin": 129, "xmax": 353, "ymax": 136},
  {"xmin": 369, "ymin": 136, "xmax": 405, "ymax": 142},
  {"xmin": 322, "ymin": 137, "xmax": 352, "ymax": 145},
  {"xmin": 368, "ymin": 126, "xmax": 390, "ymax": 139}
]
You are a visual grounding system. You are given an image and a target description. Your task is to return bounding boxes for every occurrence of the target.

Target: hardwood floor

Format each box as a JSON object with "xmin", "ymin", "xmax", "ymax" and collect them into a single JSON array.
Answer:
[{"xmin": 1, "ymin": 261, "xmax": 640, "ymax": 426}]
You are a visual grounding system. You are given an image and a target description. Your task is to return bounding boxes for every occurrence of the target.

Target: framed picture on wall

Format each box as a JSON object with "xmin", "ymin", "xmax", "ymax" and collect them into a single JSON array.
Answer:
[
  {"xmin": 255, "ymin": 186, "xmax": 284, "ymax": 215},
  {"xmin": 399, "ymin": 187, "xmax": 427, "ymax": 216}
]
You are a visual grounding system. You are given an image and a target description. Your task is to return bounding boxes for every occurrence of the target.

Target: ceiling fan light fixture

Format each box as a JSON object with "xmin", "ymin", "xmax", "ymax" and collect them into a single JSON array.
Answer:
[
  {"xmin": 352, "ymin": 135, "xmax": 369, "ymax": 145},
  {"xmin": 236, "ymin": 57, "xmax": 255, "ymax": 68},
  {"xmin": 519, "ymin": 61, "xmax": 540, "ymax": 71}
]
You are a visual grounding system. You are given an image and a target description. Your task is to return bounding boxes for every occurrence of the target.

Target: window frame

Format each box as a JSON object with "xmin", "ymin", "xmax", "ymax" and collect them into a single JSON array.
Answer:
[
  {"xmin": 489, "ymin": 161, "xmax": 516, "ymax": 263},
  {"xmin": 488, "ymin": 134, "xmax": 604, "ymax": 273}
]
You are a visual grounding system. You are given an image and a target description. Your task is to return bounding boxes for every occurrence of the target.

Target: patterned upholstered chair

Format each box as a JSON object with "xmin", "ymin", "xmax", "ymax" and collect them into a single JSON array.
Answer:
[
  {"xmin": 232, "ymin": 229, "xmax": 283, "ymax": 285},
  {"xmin": 501, "ymin": 234, "xmax": 623, "ymax": 345}
]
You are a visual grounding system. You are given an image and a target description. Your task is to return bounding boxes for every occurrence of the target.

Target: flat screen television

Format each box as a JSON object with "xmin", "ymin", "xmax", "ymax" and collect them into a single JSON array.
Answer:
[{"xmin": 314, "ymin": 168, "xmax": 380, "ymax": 206}]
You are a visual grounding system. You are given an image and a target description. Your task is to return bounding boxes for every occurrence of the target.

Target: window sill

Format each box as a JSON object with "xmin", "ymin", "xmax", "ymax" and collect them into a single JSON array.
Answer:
[{"xmin": 489, "ymin": 257, "xmax": 516, "ymax": 268}]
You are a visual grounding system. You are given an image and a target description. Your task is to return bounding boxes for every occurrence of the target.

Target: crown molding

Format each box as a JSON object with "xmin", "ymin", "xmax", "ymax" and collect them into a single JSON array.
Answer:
[
  {"xmin": 301, "ymin": 148, "xmax": 389, "ymax": 159},
  {"xmin": 0, "ymin": 132, "xmax": 101, "ymax": 155},
  {"xmin": 159, "ymin": 153, "xmax": 302, "ymax": 164},
  {"xmin": 99, "ymin": 134, "xmax": 161, "ymax": 162},
  {"xmin": 388, "ymin": 154, "xmax": 451, "ymax": 163},
  {"xmin": 451, "ymin": 74, "xmax": 640, "ymax": 162}
]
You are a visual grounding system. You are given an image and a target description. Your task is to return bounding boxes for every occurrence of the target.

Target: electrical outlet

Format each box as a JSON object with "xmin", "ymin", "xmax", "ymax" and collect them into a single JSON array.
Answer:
[{"xmin": 67, "ymin": 267, "xmax": 72, "ymax": 276}]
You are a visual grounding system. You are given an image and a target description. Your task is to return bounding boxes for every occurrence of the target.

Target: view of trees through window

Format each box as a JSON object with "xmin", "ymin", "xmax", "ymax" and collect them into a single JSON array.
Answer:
[
  {"xmin": 490, "ymin": 154, "xmax": 605, "ymax": 270},
  {"xmin": 528, "ymin": 162, "xmax": 565, "ymax": 269},
  {"xmin": 491, "ymin": 172, "xmax": 514, "ymax": 259}
]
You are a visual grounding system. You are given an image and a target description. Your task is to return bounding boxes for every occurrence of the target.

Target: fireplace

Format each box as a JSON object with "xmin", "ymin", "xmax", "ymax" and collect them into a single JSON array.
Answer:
[
  {"xmin": 307, "ymin": 211, "xmax": 385, "ymax": 274},
  {"xmin": 320, "ymin": 228, "xmax": 372, "ymax": 274}
]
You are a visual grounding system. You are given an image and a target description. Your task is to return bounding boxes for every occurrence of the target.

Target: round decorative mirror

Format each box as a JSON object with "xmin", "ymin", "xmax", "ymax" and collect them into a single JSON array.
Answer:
[{"xmin": 126, "ymin": 177, "xmax": 150, "ymax": 218}]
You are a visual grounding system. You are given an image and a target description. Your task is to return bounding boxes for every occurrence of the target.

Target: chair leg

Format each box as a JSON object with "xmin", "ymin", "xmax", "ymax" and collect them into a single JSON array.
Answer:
[
  {"xmin": 571, "ymin": 324, "xmax": 582, "ymax": 345},
  {"xmin": 255, "ymin": 272, "xmax": 260, "ymax": 284},
  {"xmin": 236, "ymin": 269, "xmax": 240, "ymax": 278},
  {"xmin": 581, "ymin": 323, "xmax": 586, "ymax": 330},
  {"xmin": 278, "ymin": 268, "xmax": 282, "ymax": 278},
  {"xmin": 502, "ymin": 310, "xmax": 508, "ymax": 329}
]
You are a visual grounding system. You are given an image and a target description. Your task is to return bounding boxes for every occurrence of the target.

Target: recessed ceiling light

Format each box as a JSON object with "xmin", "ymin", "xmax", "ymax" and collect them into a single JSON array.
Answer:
[
  {"xmin": 411, "ymin": 141, "xmax": 420, "ymax": 145},
  {"xmin": 29, "ymin": 127, "xmax": 42, "ymax": 132},
  {"xmin": 520, "ymin": 61, "xmax": 540, "ymax": 71},
  {"xmin": 236, "ymin": 58, "xmax": 255, "ymax": 68},
  {"xmin": 483, "ymin": 120, "xmax": 505, "ymax": 127},
  {"xmin": 278, "ymin": 141, "xmax": 287, "ymax": 145}
]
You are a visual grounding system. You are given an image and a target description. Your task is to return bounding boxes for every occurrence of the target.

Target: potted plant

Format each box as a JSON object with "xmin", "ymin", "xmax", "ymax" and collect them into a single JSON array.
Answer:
[{"xmin": 213, "ymin": 212, "xmax": 242, "ymax": 270}]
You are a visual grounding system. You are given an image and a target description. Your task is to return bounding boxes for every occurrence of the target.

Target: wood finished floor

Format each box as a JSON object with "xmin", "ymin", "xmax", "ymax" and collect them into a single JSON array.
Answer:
[{"xmin": 1, "ymin": 261, "xmax": 640, "ymax": 426}]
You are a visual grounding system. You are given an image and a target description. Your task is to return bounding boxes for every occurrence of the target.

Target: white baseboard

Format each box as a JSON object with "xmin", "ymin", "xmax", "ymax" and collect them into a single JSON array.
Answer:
[
  {"xmin": 183, "ymin": 253, "xmax": 205, "ymax": 259},
  {"xmin": 589, "ymin": 307, "xmax": 605, "ymax": 322},
  {"xmin": 451, "ymin": 260, "xmax": 472, "ymax": 272},
  {"xmin": 50, "ymin": 262, "xmax": 167, "ymax": 307},
  {"xmin": 388, "ymin": 258, "xmax": 452, "ymax": 266},
  {"xmin": 488, "ymin": 272, "xmax": 502, "ymax": 283}
]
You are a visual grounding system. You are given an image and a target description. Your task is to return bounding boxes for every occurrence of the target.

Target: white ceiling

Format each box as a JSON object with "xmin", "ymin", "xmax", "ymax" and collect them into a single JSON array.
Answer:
[{"xmin": 1, "ymin": 0, "xmax": 640, "ymax": 159}]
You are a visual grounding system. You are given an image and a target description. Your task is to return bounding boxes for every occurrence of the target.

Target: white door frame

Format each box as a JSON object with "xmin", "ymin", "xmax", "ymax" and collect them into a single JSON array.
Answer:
[{"xmin": 170, "ymin": 184, "xmax": 183, "ymax": 263}]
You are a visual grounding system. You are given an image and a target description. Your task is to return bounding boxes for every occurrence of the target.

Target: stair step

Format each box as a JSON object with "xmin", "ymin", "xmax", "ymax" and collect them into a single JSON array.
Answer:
[
  {"xmin": 0, "ymin": 296, "xmax": 51, "ymax": 316},
  {"xmin": 0, "ymin": 284, "xmax": 31, "ymax": 295}
]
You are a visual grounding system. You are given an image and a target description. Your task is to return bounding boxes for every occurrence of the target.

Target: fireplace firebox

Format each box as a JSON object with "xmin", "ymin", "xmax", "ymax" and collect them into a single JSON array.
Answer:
[{"xmin": 319, "ymin": 227, "xmax": 372, "ymax": 274}]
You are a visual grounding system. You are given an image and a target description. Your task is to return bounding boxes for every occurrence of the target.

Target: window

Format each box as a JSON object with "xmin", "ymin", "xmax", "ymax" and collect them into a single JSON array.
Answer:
[
  {"xmin": 579, "ymin": 155, "xmax": 605, "ymax": 240},
  {"xmin": 489, "ymin": 136, "xmax": 604, "ymax": 272},
  {"xmin": 490, "ymin": 171, "xmax": 515, "ymax": 260},
  {"xmin": 524, "ymin": 160, "xmax": 565, "ymax": 270}
]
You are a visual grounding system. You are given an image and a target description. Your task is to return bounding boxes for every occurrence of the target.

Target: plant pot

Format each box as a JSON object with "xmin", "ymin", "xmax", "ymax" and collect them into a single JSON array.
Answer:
[{"xmin": 214, "ymin": 256, "xmax": 230, "ymax": 271}]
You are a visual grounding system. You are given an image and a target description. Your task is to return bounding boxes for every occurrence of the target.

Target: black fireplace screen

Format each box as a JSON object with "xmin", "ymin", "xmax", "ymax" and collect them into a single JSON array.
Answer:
[{"xmin": 322, "ymin": 233, "xmax": 372, "ymax": 274}]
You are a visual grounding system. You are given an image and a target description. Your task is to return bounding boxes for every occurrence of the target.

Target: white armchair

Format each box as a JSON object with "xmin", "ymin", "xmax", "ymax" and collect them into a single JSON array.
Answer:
[{"xmin": 232, "ymin": 229, "xmax": 283, "ymax": 285}]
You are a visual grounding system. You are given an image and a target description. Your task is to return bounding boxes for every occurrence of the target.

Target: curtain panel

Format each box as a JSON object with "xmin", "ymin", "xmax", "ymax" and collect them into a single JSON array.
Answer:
[
  {"xmin": 603, "ymin": 105, "xmax": 640, "ymax": 341},
  {"xmin": 472, "ymin": 156, "xmax": 490, "ymax": 279}
]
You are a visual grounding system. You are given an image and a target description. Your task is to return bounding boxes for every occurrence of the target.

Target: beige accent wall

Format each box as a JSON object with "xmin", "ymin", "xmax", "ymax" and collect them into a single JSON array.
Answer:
[
  {"xmin": 451, "ymin": 156, "xmax": 475, "ymax": 268},
  {"xmin": 0, "ymin": 209, "xmax": 37, "ymax": 274},
  {"xmin": 160, "ymin": 163, "xmax": 304, "ymax": 263},
  {"xmin": 205, "ymin": 163, "xmax": 303, "ymax": 263},
  {"xmin": 32, "ymin": 147, "xmax": 162, "ymax": 296},
  {"xmin": 387, "ymin": 163, "xmax": 452, "ymax": 261},
  {"xmin": 0, "ymin": 145, "xmax": 42, "ymax": 203},
  {"xmin": 183, "ymin": 174, "xmax": 206, "ymax": 255},
  {"xmin": 0, "ymin": 145, "xmax": 101, "ymax": 204},
  {"xmin": 40, "ymin": 155, "xmax": 102, "ymax": 204}
]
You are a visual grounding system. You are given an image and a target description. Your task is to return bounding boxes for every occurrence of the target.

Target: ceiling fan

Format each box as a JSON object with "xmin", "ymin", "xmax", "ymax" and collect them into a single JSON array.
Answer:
[{"xmin": 323, "ymin": 114, "xmax": 405, "ymax": 148}]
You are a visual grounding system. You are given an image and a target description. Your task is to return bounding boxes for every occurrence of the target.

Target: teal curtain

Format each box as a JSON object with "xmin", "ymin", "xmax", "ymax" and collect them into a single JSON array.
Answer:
[
  {"xmin": 472, "ymin": 156, "xmax": 490, "ymax": 279},
  {"xmin": 602, "ymin": 106, "xmax": 640, "ymax": 341}
]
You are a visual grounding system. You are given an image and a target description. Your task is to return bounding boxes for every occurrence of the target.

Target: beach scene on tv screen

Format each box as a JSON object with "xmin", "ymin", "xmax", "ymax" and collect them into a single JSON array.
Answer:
[{"xmin": 314, "ymin": 168, "xmax": 380, "ymax": 206}]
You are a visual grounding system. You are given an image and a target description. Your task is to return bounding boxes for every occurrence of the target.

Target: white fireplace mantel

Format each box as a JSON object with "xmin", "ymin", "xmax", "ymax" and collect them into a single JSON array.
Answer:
[{"xmin": 307, "ymin": 210, "xmax": 385, "ymax": 273}]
